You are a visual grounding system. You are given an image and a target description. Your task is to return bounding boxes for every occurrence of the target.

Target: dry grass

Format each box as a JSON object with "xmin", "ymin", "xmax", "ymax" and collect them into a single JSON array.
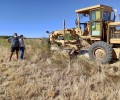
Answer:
[{"xmin": 1, "ymin": 38, "xmax": 120, "ymax": 100}]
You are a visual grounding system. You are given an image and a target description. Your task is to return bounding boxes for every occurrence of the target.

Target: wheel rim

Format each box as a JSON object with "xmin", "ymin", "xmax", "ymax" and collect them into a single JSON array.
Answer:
[{"xmin": 93, "ymin": 47, "xmax": 107, "ymax": 61}]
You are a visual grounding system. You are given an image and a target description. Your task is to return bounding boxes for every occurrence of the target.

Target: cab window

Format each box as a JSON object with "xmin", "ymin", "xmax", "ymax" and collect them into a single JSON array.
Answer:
[{"xmin": 103, "ymin": 12, "xmax": 110, "ymax": 21}]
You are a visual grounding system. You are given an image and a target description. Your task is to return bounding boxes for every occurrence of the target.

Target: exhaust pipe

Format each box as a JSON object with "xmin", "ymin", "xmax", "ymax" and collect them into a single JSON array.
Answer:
[
  {"xmin": 63, "ymin": 19, "xmax": 66, "ymax": 43},
  {"xmin": 63, "ymin": 19, "xmax": 65, "ymax": 30},
  {"xmin": 119, "ymin": 14, "xmax": 120, "ymax": 21}
]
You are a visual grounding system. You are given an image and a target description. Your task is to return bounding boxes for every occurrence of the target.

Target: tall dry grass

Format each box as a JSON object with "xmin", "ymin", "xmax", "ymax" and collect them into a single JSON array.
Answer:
[{"xmin": 0, "ymin": 38, "xmax": 120, "ymax": 100}]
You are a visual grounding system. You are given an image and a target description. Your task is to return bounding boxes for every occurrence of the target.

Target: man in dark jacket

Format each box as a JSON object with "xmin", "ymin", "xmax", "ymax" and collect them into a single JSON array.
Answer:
[{"xmin": 8, "ymin": 33, "xmax": 19, "ymax": 61}]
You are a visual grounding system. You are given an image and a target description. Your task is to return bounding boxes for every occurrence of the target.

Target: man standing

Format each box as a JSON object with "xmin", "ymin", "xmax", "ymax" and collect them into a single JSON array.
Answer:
[
  {"xmin": 8, "ymin": 33, "xmax": 19, "ymax": 61},
  {"xmin": 19, "ymin": 35, "xmax": 25, "ymax": 60}
]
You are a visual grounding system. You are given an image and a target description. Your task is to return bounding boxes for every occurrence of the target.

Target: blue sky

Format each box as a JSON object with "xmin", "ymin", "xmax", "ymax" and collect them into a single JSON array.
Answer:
[{"xmin": 0, "ymin": 0, "xmax": 120, "ymax": 38}]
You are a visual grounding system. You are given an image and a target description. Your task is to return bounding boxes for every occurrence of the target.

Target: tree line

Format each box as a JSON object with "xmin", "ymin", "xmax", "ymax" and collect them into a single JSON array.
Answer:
[{"xmin": 0, "ymin": 36, "xmax": 11, "ymax": 39}]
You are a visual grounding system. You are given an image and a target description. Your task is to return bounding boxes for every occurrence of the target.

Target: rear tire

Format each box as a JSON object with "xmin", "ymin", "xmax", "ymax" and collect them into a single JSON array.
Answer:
[{"xmin": 89, "ymin": 41, "xmax": 113, "ymax": 64}]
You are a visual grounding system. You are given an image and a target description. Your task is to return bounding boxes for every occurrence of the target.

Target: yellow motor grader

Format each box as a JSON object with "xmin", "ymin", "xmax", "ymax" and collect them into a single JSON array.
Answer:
[{"xmin": 48, "ymin": 4, "xmax": 120, "ymax": 64}]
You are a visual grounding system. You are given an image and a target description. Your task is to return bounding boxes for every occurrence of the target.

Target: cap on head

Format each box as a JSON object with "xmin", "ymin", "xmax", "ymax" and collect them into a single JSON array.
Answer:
[
  {"xmin": 20, "ymin": 35, "xmax": 23, "ymax": 38},
  {"xmin": 14, "ymin": 33, "xmax": 17, "ymax": 36}
]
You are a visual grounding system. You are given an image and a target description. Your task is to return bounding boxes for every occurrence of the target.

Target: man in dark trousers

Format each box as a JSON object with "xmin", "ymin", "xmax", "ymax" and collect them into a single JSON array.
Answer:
[
  {"xmin": 8, "ymin": 33, "xmax": 19, "ymax": 61},
  {"xmin": 19, "ymin": 35, "xmax": 25, "ymax": 60}
]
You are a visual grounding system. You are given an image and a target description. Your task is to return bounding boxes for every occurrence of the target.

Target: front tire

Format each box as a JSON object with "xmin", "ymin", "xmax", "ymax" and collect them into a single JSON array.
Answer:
[{"xmin": 89, "ymin": 41, "xmax": 113, "ymax": 64}]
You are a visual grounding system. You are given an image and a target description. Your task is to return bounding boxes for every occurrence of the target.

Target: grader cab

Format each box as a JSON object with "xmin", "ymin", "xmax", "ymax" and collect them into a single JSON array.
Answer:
[{"xmin": 48, "ymin": 4, "xmax": 120, "ymax": 64}]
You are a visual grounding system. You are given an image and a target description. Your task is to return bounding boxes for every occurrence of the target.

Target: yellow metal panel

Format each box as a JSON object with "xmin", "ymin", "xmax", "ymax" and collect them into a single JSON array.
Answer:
[
  {"xmin": 113, "ymin": 48, "xmax": 120, "ymax": 59},
  {"xmin": 110, "ymin": 39, "xmax": 120, "ymax": 44},
  {"xmin": 96, "ymin": 23, "xmax": 100, "ymax": 31},
  {"xmin": 75, "ymin": 4, "xmax": 112, "ymax": 13},
  {"xmin": 80, "ymin": 36, "xmax": 91, "ymax": 39},
  {"xmin": 96, "ymin": 10, "xmax": 100, "ymax": 19},
  {"xmin": 91, "ymin": 37, "xmax": 101, "ymax": 40},
  {"xmin": 109, "ymin": 22, "xmax": 120, "ymax": 26}
]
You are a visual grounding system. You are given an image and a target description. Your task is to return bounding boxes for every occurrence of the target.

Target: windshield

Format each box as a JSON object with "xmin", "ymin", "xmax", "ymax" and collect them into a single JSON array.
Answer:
[
  {"xmin": 80, "ymin": 13, "xmax": 90, "ymax": 23},
  {"xmin": 103, "ymin": 12, "xmax": 110, "ymax": 21},
  {"xmin": 111, "ymin": 10, "xmax": 115, "ymax": 21}
]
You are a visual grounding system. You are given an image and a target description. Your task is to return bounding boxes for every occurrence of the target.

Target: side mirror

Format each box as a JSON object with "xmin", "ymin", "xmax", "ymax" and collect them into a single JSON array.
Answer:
[
  {"xmin": 112, "ymin": 9, "xmax": 117, "ymax": 21},
  {"xmin": 75, "ymin": 19, "xmax": 79, "ymax": 26}
]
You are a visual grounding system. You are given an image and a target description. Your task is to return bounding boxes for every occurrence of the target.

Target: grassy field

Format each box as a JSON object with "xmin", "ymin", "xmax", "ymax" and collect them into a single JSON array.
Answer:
[{"xmin": 1, "ymin": 38, "xmax": 120, "ymax": 100}]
